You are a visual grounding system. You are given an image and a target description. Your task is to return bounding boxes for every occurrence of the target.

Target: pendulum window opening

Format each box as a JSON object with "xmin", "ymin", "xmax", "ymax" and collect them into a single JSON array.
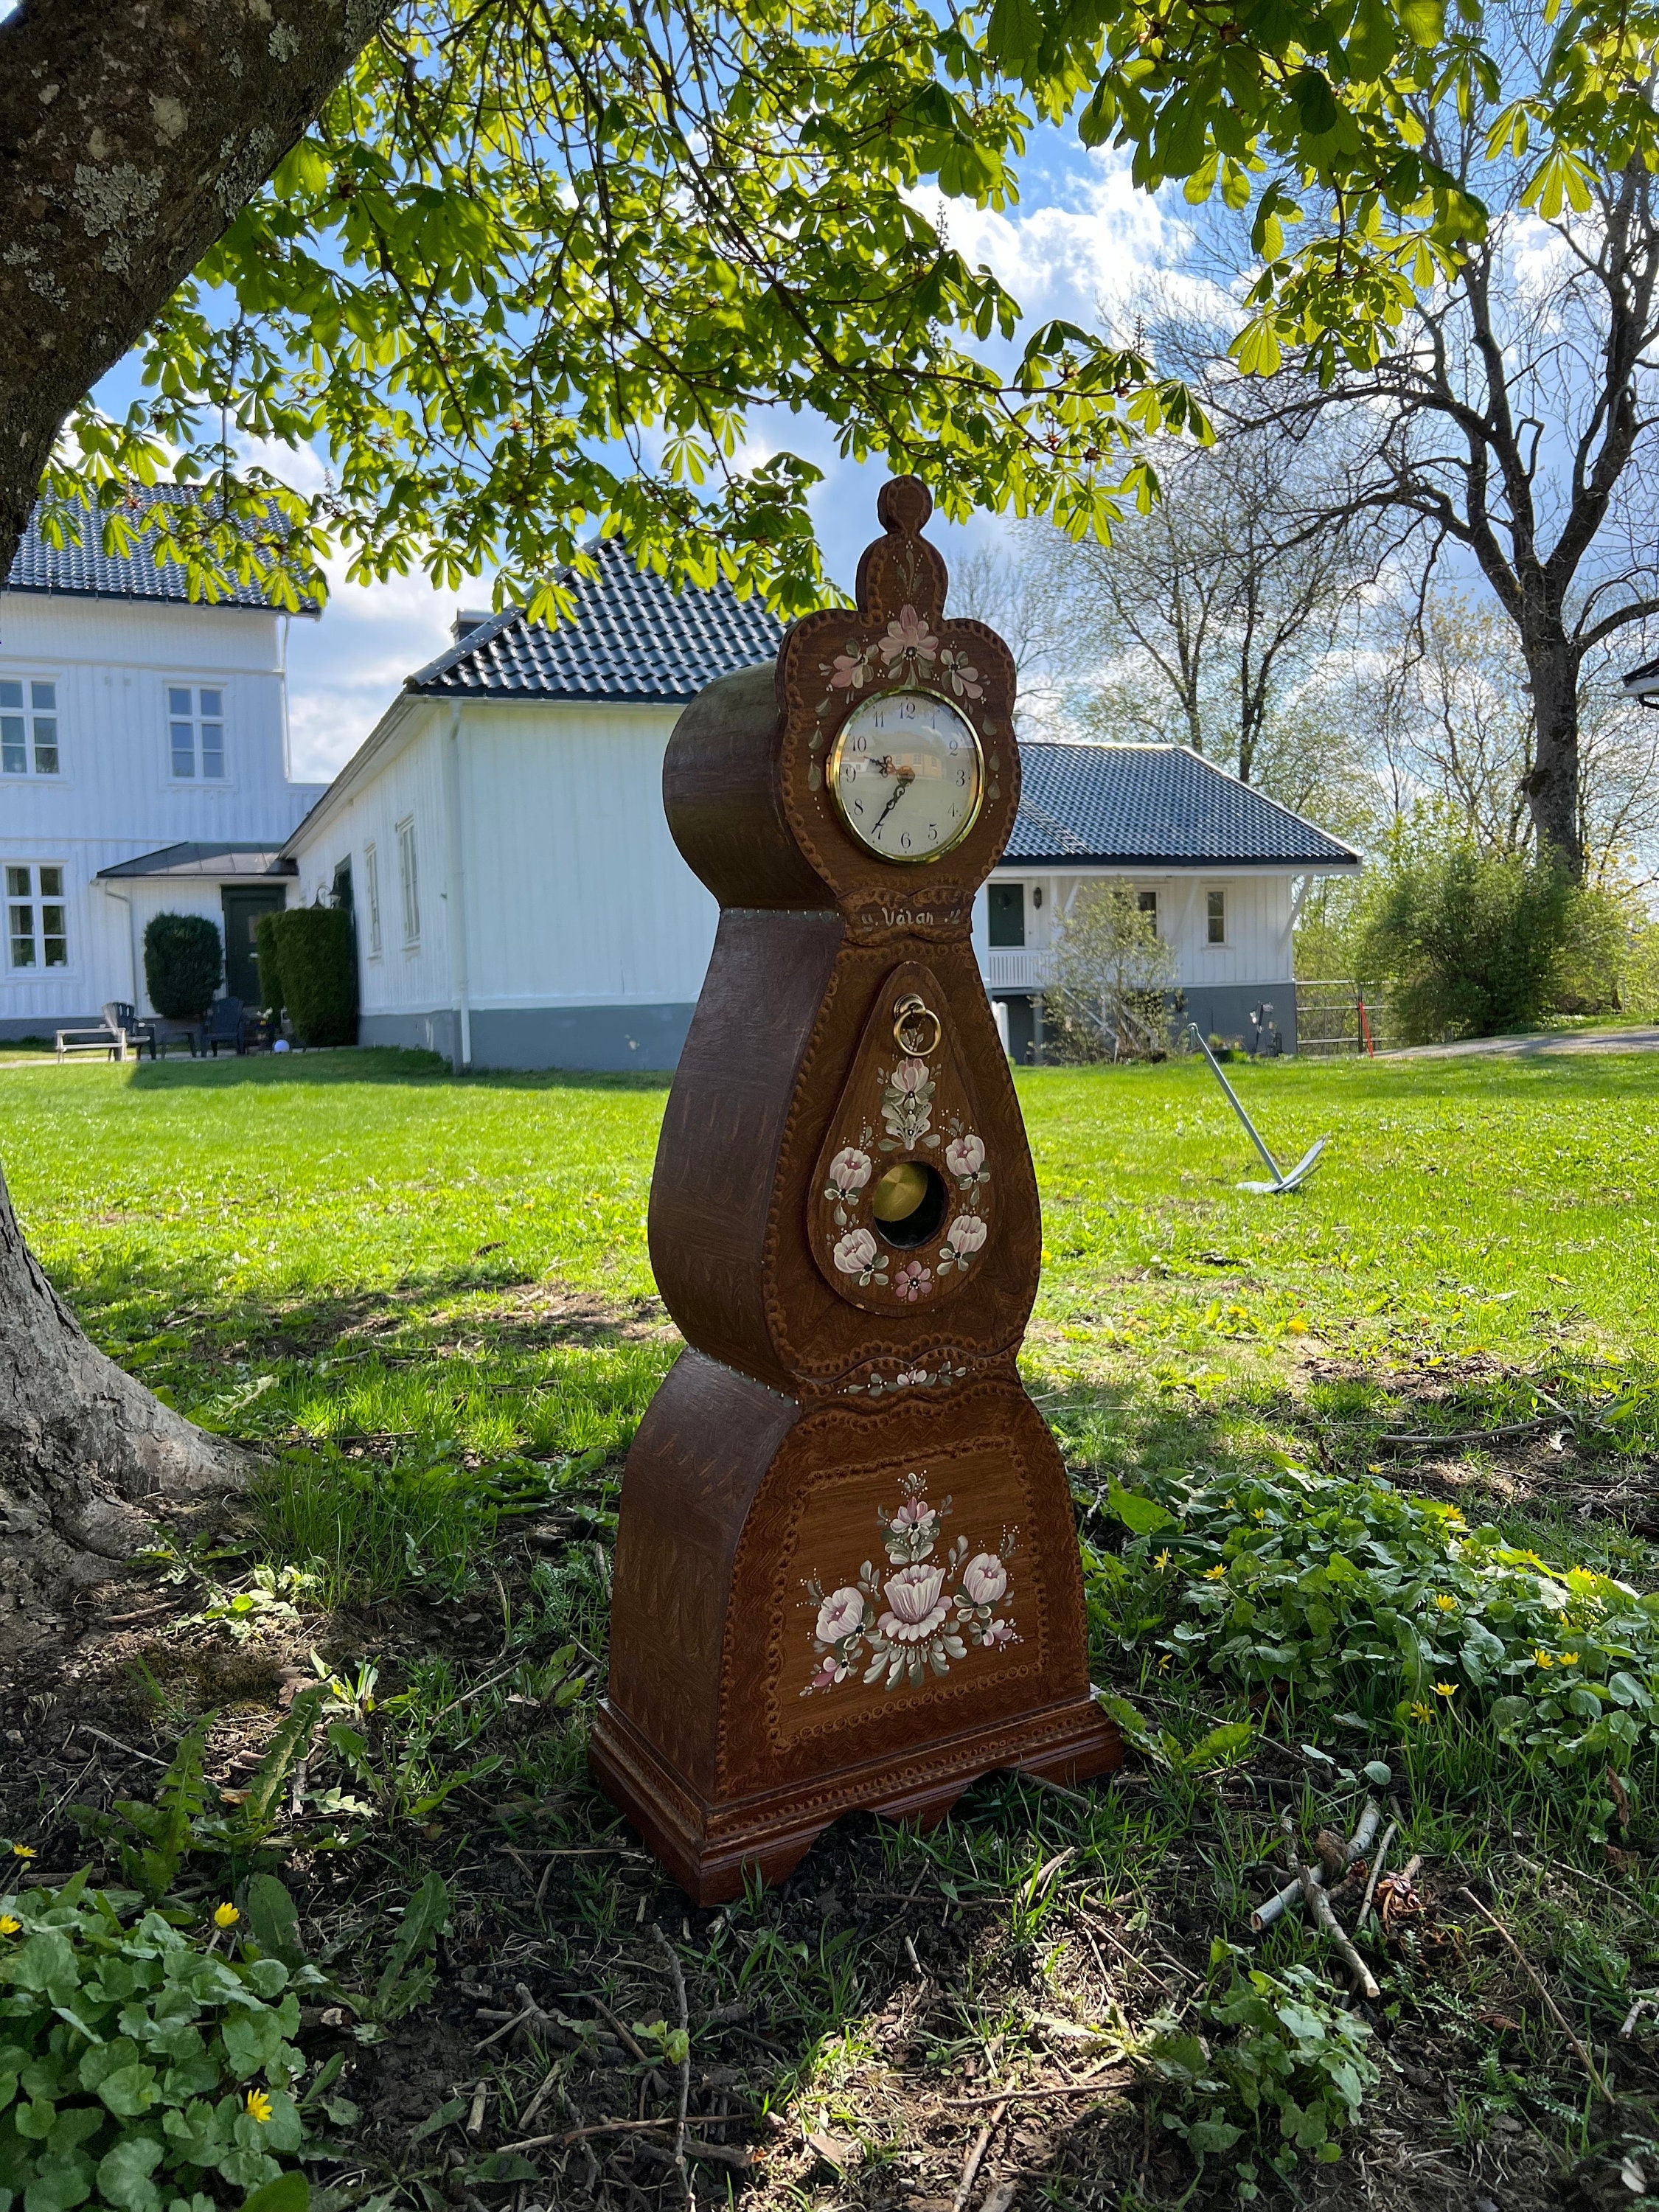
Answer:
[{"xmin": 869, "ymin": 1159, "xmax": 948, "ymax": 1250}]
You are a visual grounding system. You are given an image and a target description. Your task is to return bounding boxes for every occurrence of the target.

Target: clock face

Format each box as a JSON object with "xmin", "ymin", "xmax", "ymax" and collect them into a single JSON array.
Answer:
[{"xmin": 827, "ymin": 689, "xmax": 984, "ymax": 863}]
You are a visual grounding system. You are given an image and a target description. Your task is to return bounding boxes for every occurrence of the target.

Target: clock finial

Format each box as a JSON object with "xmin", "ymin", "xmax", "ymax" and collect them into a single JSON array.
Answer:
[{"xmin": 877, "ymin": 475, "xmax": 933, "ymax": 535}]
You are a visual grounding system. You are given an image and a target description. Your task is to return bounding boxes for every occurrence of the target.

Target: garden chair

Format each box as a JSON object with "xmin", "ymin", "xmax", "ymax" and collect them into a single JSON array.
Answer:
[
  {"xmin": 101, "ymin": 1001, "xmax": 158, "ymax": 1061},
  {"xmin": 200, "ymin": 996, "xmax": 247, "ymax": 1057}
]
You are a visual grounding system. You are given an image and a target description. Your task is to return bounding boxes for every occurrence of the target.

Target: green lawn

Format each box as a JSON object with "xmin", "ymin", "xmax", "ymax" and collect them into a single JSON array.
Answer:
[{"xmin": 10, "ymin": 1046, "xmax": 1659, "ymax": 2205}]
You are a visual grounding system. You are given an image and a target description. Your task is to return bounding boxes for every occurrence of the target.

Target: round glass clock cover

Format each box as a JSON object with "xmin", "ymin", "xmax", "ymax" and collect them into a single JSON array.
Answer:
[{"xmin": 828, "ymin": 689, "xmax": 984, "ymax": 862}]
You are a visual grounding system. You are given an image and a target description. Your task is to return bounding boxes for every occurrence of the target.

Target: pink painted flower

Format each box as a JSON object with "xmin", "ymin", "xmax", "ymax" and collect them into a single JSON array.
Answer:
[
  {"xmin": 894, "ymin": 1259, "xmax": 933, "ymax": 1302},
  {"xmin": 892, "ymin": 1497, "xmax": 935, "ymax": 1531},
  {"xmin": 984, "ymin": 1620, "xmax": 1018, "ymax": 1648},
  {"xmin": 947, "ymin": 1214, "xmax": 988, "ymax": 1256},
  {"xmin": 891, "ymin": 1057, "xmax": 931, "ymax": 1094},
  {"xmin": 879, "ymin": 1562, "xmax": 950, "ymax": 1642},
  {"xmin": 880, "ymin": 605, "xmax": 939, "ymax": 667},
  {"xmin": 946, "ymin": 1133, "xmax": 985, "ymax": 1179},
  {"xmin": 816, "ymin": 1585, "xmax": 866, "ymax": 1644},
  {"xmin": 830, "ymin": 646, "xmax": 871, "ymax": 690},
  {"xmin": 939, "ymin": 647, "xmax": 984, "ymax": 700},
  {"xmin": 961, "ymin": 1553, "xmax": 1008, "ymax": 1606},
  {"xmin": 810, "ymin": 1659, "xmax": 848, "ymax": 1689},
  {"xmin": 833, "ymin": 1228, "xmax": 878, "ymax": 1276},
  {"xmin": 829, "ymin": 1146, "xmax": 872, "ymax": 1194}
]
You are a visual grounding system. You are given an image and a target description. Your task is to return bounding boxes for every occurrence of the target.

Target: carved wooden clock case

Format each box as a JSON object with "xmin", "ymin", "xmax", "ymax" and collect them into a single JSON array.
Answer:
[{"xmin": 588, "ymin": 478, "xmax": 1119, "ymax": 1902}]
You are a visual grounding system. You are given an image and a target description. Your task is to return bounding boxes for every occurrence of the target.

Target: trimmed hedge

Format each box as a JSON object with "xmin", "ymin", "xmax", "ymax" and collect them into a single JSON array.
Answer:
[
  {"xmin": 254, "ymin": 908, "xmax": 285, "ymax": 1017},
  {"xmin": 268, "ymin": 907, "xmax": 355, "ymax": 1046},
  {"xmin": 142, "ymin": 911, "xmax": 222, "ymax": 1020}
]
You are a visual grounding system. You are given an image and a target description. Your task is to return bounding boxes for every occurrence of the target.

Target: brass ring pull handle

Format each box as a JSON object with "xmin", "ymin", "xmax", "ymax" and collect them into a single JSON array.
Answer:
[{"xmin": 892, "ymin": 992, "xmax": 942, "ymax": 1058}]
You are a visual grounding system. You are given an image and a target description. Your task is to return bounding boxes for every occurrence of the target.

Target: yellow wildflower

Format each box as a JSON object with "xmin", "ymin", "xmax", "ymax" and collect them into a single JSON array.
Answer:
[
  {"xmin": 1433, "ymin": 1683, "xmax": 1457, "ymax": 1699},
  {"xmin": 10, "ymin": 1846, "xmax": 34, "ymax": 1861},
  {"xmin": 1534, "ymin": 1651, "xmax": 1554, "ymax": 1668},
  {"xmin": 213, "ymin": 1903, "xmax": 240, "ymax": 1930},
  {"xmin": 1559, "ymin": 1651, "xmax": 1579, "ymax": 1666},
  {"xmin": 1433, "ymin": 1595, "xmax": 1458, "ymax": 1613},
  {"xmin": 245, "ymin": 2090, "xmax": 273, "ymax": 2124},
  {"xmin": 1410, "ymin": 1702, "xmax": 1434, "ymax": 1723},
  {"xmin": 1287, "ymin": 1316, "xmax": 1310, "ymax": 1335},
  {"xmin": 1204, "ymin": 1564, "xmax": 1227, "ymax": 1582},
  {"xmin": 1154, "ymin": 1551, "xmax": 1172, "ymax": 1570},
  {"xmin": 0, "ymin": 1916, "xmax": 19, "ymax": 1935}
]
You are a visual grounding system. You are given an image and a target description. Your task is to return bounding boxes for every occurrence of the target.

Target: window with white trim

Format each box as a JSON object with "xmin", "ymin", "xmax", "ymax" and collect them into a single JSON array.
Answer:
[
  {"xmin": 1206, "ymin": 888, "xmax": 1227, "ymax": 945},
  {"xmin": 397, "ymin": 818, "xmax": 420, "ymax": 947},
  {"xmin": 364, "ymin": 841, "xmax": 383, "ymax": 958},
  {"xmin": 1137, "ymin": 888, "xmax": 1159, "ymax": 935},
  {"xmin": 167, "ymin": 685, "xmax": 226, "ymax": 779},
  {"xmin": 6, "ymin": 864, "xmax": 67, "ymax": 969},
  {"xmin": 1, "ymin": 679, "xmax": 60, "ymax": 776}
]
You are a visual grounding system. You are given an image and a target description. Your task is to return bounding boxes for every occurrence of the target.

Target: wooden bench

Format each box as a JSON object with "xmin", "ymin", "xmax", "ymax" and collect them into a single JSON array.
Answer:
[{"xmin": 55, "ymin": 1026, "xmax": 122, "ymax": 1062}]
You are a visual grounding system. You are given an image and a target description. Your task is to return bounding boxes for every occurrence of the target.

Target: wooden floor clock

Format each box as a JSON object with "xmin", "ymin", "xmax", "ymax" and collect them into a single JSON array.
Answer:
[{"xmin": 588, "ymin": 478, "xmax": 1120, "ymax": 1902}]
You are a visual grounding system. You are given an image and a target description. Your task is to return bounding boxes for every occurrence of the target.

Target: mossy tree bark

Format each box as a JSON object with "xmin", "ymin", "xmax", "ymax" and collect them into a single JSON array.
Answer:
[{"xmin": 0, "ymin": 0, "xmax": 389, "ymax": 1603}]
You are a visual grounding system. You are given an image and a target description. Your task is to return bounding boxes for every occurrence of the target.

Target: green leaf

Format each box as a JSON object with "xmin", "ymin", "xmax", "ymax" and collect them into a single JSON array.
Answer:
[
  {"xmin": 242, "ymin": 1882, "xmax": 303, "ymax": 1973},
  {"xmin": 240, "ymin": 2176, "xmax": 307, "ymax": 2212},
  {"xmin": 1107, "ymin": 1483, "xmax": 1176, "ymax": 1537},
  {"xmin": 22, "ymin": 2156, "xmax": 94, "ymax": 2212},
  {"xmin": 1182, "ymin": 1722, "xmax": 1253, "ymax": 1769},
  {"xmin": 219, "ymin": 2011, "xmax": 286, "ymax": 2081},
  {"xmin": 1363, "ymin": 1761, "xmax": 1393, "ymax": 1787},
  {"xmin": 373, "ymin": 1877, "xmax": 448, "ymax": 2014},
  {"xmin": 1397, "ymin": 0, "xmax": 1444, "ymax": 44},
  {"xmin": 95, "ymin": 2138, "xmax": 164, "ymax": 2212}
]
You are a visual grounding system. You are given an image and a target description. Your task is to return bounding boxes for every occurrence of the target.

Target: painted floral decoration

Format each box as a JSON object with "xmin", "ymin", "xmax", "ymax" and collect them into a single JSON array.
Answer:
[
  {"xmin": 894, "ymin": 1258, "xmax": 933, "ymax": 1302},
  {"xmin": 879, "ymin": 605, "xmax": 939, "ymax": 673},
  {"xmin": 833, "ymin": 1226, "xmax": 887, "ymax": 1288},
  {"xmin": 945, "ymin": 1131, "xmax": 990, "ymax": 1193},
  {"xmin": 802, "ymin": 1472, "xmax": 1021, "ymax": 1695},
  {"xmin": 882, "ymin": 1057, "xmax": 934, "ymax": 1147},
  {"xmin": 828, "ymin": 1146, "xmax": 873, "ymax": 1197},
  {"xmin": 825, "ymin": 639, "xmax": 880, "ymax": 692},
  {"xmin": 936, "ymin": 1214, "xmax": 987, "ymax": 1278},
  {"xmin": 938, "ymin": 646, "xmax": 984, "ymax": 700}
]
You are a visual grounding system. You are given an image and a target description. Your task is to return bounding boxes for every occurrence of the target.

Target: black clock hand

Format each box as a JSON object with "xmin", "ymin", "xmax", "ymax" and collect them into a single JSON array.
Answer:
[{"xmin": 870, "ymin": 768, "xmax": 914, "ymax": 838}]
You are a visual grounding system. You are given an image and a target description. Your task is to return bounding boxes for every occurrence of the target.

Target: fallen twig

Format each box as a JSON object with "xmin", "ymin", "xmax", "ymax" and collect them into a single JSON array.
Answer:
[
  {"xmin": 1458, "ymin": 1888, "xmax": 1611, "ymax": 2099},
  {"xmin": 77, "ymin": 1724, "xmax": 167, "ymax": 1770},
  {"xmin": 1356, "ymin": 1820, "xmax": 1399, "ymax": 1933},
  {"xmin": 1297, "ymin": 1860, "xmax": 1380, "ymax": 2002},
  {"xmin": 940, "ymin": 2070, "xmax": 1132, "ymax": 2109},
  {"xmin": 588, "ymin": 1992, "xmax": 650, "ymax": 2065},
  {"xmin": 651, "ymin": 1921, "xmax": 692, "ymax": 2196},
  {"xmin": 1253, "ymin": 1797, "xmax": 1381, "ymax": 1930},
  {"xmin": 951, "ymin": 2099, "xmax": 1006, "ymax": 2212},
  {"xmin": 1377, "ymin": 1416, "xmax": 1556, "ymax": 1452}
]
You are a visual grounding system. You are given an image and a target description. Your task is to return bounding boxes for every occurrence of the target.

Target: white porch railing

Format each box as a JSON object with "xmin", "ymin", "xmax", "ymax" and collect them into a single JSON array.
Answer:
[{"xmin": 984, "ymin": 947, "xmax": 1055, "ymax": 991}]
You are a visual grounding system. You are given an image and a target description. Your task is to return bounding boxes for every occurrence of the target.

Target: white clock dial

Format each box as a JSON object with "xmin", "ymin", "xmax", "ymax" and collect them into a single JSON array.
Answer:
[{"xmin": 827, "ymin": 689, "xmax": 984, "ymax": 863}]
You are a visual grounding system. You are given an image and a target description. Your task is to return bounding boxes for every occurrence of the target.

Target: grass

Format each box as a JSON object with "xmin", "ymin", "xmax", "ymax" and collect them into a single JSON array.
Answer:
[{"xmin": 9, "ymin": 1044, "xmax": 1659, "ymax": 2207}]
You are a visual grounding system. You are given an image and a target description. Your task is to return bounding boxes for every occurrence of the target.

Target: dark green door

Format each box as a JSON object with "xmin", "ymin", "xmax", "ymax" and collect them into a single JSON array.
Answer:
[{"xmin": 221, "ymin": 887, "xmax": 287, "ymax": 1007}]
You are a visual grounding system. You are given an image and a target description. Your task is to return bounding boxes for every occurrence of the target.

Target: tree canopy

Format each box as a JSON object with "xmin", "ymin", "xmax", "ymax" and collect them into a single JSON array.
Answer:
[{"xmin": 24, "ymin": 0, "xmax": 1659, "ymax": 622}]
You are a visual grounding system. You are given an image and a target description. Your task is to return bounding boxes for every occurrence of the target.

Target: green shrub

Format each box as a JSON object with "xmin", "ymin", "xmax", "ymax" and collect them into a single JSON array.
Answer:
[
  {"xmin": 1354, "ymin": 807, "xmax": 1619, "ymax": 1042},
  {"xmin": 1144, "ymin": 1953, "xmax": 1377, "ymax": 2200},
  {"xmin": 142, "ymin": 916, "xmax": 222, "ymax": 1023},
  {"xmin": 0, "ymin": 1868, "xmax": 310, "ymax": 2212},
  {"xmin": 251, "ymin": 915, "xmax": 285, "ymax": 1020},
  {"xmin": 1092, "ymin": 1456, "xmax": 1659, "ymax": 1834},
  {"xmin": 265, "ymin": 912, "xmax": 354, "ymax": 1048}
]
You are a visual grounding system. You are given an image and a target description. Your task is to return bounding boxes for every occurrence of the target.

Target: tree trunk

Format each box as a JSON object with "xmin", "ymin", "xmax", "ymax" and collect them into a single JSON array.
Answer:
[
  {"xmin": 1520, "ymin": 636, "xmax": 1585, "ymax": 879},
  {"xmin": 0, "ymin": 1166, "xmax": 246, "ymax": 1630},
  {"xmin": 0, "ymin": 1, "xmax": 389, "ymax": 1614}
]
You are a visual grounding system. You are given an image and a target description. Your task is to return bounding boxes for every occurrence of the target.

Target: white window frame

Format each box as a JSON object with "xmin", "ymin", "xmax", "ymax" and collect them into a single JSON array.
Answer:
[
  {"xmin": 364, "ymin": 841, "xmax": 383, "ymax": 959},
  {"xmin": 0, "ymin": 675, "xmax": 62, "ymax": 777},
  {"xmin": 5, "ymin": 862, "xmax": 69, "ymax": 972},
  {"xmin": 165, "ymin": 681, "xmax": 228, "ymax": 782},
  {"xmin": 1206, "ymin": 888, "xmax": 1227, "ymax": 947},
  {"xmin": 397, "ymin": 817, "xmax": 420, "ymax": 948},
  {"xmin": 1136, "ymin": 888, "xmax": 1159, "ymax": 936}
]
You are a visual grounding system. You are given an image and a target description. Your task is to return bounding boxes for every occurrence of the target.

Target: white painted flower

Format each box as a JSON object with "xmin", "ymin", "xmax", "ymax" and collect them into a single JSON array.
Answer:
[
  {"xmin": 878, "ymin": 1563, "xmax": 950, "ymax": 1643},
  {"xmin": 961, "ymin": 1553, "xmax": 1007, "ymax": 1606},
  {"xmin": 833, "ymin": 1227, "xmax": 878, "ymax": 1276},
  {"xmin": 815, "ymin": 1586, "xmax": 866, "ymax": 1644},
  {"xmin": 947, "ymin": 1213, "xmax": 988, "ymax": 1255},
  {"xmin": 946, "ymin": 1133, "xmax": 985, "ymax": 1178},
  {"xmin": 829, "ymin": 1146, "xmax": 873, "ymax": 1194},
  {"xmin": 891, "ymin": 1057, "xmax": 931, "ymax": 1095}
]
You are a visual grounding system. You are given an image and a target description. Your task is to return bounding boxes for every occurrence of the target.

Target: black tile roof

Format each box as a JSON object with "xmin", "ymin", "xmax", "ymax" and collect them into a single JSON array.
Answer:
[
  {"xmin": 1007, "ymin": 742, "xmax": 1360, "ymax": 868},
  {"xmin": 1624, "ymin": 651, "xmax": 1659, "ymax": 692},
  {"xmin": 406, "ymin": 536, "xmax": 787, "ymax": 703},
  {"xmin": 4, "ymin": 488, "xmax": 316, "ymax": 612},
  {"xmin": 97, "ymin": 844, "xmax": 297, "ymax": 880}
]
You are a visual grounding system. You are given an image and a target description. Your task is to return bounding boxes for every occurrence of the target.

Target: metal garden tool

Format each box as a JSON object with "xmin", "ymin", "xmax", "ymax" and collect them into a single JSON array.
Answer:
[{"xmin": 1181, "ymin": 1023, "xmax": 1328, "ymax": 1193}]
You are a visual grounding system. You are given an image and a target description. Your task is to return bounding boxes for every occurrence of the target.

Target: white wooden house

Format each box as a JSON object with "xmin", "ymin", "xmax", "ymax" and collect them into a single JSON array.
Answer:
[
  {"xmin": 0, "ymin": 493, "xmax": 326, "ymax": 1037},
  {"xmin": 287, "ymin": 551, "xmax": 1360, "ymax": 1068}
]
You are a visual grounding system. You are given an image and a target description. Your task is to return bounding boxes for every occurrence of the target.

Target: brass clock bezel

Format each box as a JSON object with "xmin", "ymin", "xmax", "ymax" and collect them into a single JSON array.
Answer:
[{"xmin": 825, "ymin": 686, "xmax": 987, "ymax": 866}]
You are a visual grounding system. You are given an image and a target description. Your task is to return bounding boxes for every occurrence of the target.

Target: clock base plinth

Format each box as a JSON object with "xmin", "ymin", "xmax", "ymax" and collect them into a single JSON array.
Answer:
[{"xmin": 589, "ymin": 1690, "xmax": 1120, "ymax": 1906}]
